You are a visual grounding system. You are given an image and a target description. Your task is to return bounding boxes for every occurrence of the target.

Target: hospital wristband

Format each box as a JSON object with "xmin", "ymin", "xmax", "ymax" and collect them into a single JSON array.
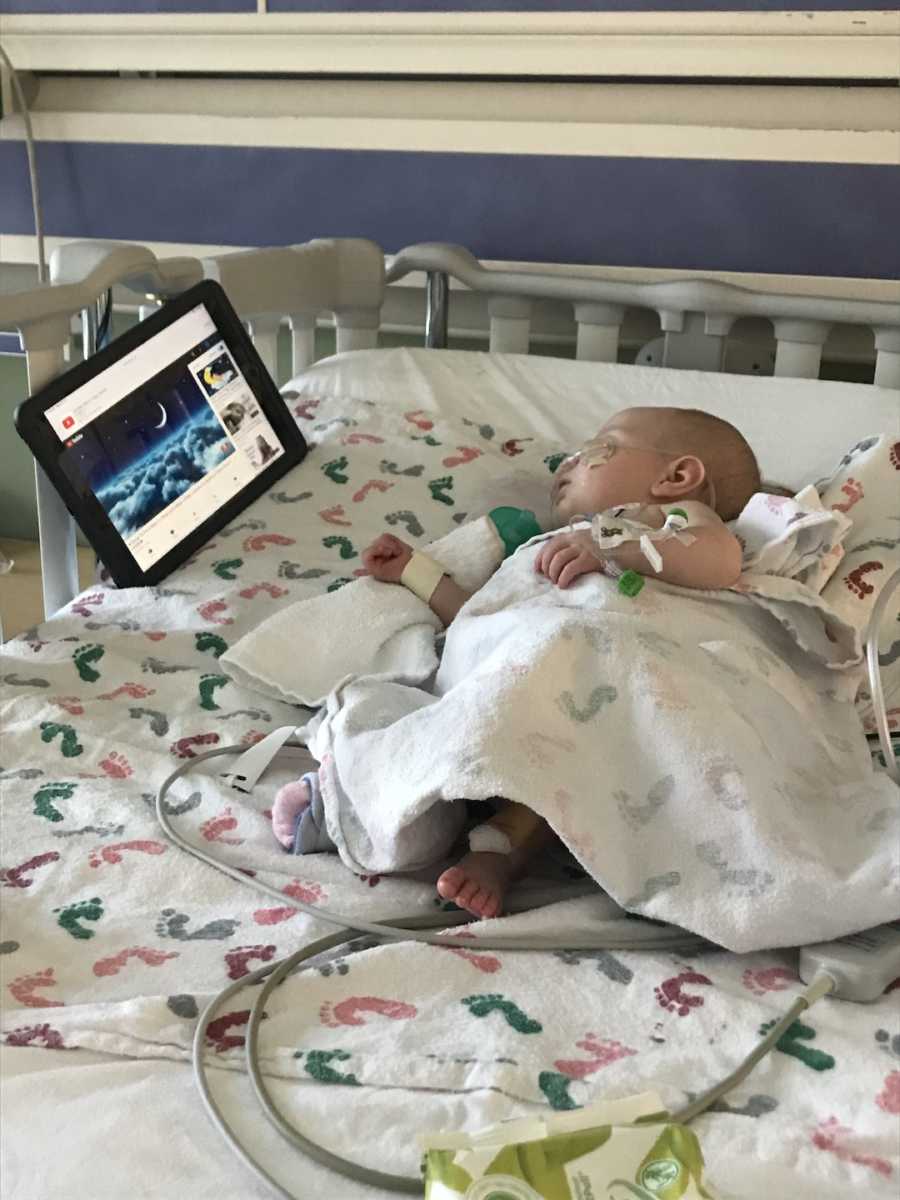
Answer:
[{"xmin": 399, "ymin": 551, "xmax": 448, "ymax": 604}]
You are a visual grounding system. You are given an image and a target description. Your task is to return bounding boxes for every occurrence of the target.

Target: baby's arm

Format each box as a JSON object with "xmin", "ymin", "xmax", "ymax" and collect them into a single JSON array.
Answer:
[
  {"xmin": 538, "ymin": 503, "xmax": 742, "ymax": 591},
  {"xmin": 361, "ymin": 533, "xmax": 473, "ymax": 627}
]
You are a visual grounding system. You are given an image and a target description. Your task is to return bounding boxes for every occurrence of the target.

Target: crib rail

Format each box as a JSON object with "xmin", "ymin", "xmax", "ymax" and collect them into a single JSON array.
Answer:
[
  {"xmin": 386, "ymin": 242, "xmax": 900, "ymax": 389},
  {"xmin": 1, "ymin": 235, "xmax": 897, "ymax": 619},
  {"xmin": 0, "ymin": 238, "xmax": 385, "ymax": 618}
]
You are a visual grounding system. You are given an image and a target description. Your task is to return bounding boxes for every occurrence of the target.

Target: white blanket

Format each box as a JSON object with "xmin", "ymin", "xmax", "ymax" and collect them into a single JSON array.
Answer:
[{"xmin": 299, "ymin": 535, "xmax": 899, "ymax": 953}]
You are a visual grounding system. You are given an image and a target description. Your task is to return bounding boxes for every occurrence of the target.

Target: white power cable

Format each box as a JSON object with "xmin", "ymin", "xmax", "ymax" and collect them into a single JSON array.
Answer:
[
  {"xmin": 865, "ymin": 567, "xmax": 900, "ymax": 783},
  {"xmin": 0, "ymin": 42, "xmax": 47, "ymax": 284}
]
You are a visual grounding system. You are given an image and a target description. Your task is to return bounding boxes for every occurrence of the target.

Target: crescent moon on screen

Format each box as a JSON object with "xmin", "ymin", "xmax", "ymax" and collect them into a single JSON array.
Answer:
[{"xmin": 154, "ymin": 402, "xmax": 167, "ymax": 430}]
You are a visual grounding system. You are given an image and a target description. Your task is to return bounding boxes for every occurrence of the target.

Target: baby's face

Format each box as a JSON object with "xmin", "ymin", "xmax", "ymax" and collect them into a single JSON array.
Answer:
[{"xmin": 551, "ymin": 411, "xmax": 673, "ymax": 522}]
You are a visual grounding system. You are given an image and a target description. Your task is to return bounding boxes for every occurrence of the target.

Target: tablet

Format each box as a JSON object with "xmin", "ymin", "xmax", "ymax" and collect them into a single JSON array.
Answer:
[{"xmin": 15, "ymin": 280, "xmax": 308, "ymax": 588}]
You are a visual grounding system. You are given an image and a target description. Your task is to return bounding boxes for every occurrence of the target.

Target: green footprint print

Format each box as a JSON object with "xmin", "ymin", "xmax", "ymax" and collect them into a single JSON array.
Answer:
[
  {"xmin": 327, "ymin": 578, "xmax": 353, "ymax": 593},
  {"xmin": 212, "ymin": 559, "xmax": 243, "ymax": 581},
  {"xmin": 761, "ymin": 1019, "xmax": 836, "ymax": 1072},
  {"xmin": 198, "ymin": 673, "xmax": 229, "ymax": 711},
  {"xmin": 195, "ymin": 631, "xmax": 228, "ymax": 659},
  {"xmin": 322, "ymin": 536, "xmax": 358, "ymax": 560},
  {"xmin": 296, "ymin": 1048, "xmax": 360, "ymax": 1086},
  {"xmin": 55, "ymin": 897, "xmax": 104, "ymax": 940},
  {"xmin": 544, "ymin": 453, "xmax": 567, "ymax": 474},
  {"xmin": 556, "ymin": 685, "xmax": 617, "ymax": 724},
  {"xmin": 461, "ymin": 993, "xmax": 542, "ymax": 1034},
  {"xmin": 73, "ymin": 643, "xmax": 105, "ymax": 682},
  {"xmin": 323, "ymin": 456, "xmax": 349, "ymax": 484},
  {"xmin": 39, "ymin": 722, "xmax": 83, "ymax": 758},
  {"xmin": 33, "ymin": 782, "xmax": 77, "ymax": 822},
  {"xmin": 411, "ymin": 434, "xmax": 441, "ymax": 446},
  {"xmin": 428, "ymin": 476, "xmax": 455, "ymax": 506},
  {"xmin": 538, "ymin": 1071, "xmax": 579, "ymax": 1111}
]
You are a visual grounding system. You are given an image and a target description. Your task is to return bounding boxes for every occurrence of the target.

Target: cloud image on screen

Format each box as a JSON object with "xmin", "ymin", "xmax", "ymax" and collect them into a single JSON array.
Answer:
[{"xmin": 95, "ymin": 407, "xmax": 234, "ymax": 540}]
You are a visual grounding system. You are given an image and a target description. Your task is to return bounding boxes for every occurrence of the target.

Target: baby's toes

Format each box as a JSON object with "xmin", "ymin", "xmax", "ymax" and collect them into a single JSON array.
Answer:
[{"xmin": 436, "ymin": 866, "xmax": 467, "ymax": 900}]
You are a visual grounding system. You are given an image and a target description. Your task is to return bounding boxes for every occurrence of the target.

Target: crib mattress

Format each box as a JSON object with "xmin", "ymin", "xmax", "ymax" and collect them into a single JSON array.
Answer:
[{"xmin": 1, "ymin": 348, "xmax": 897, "ymax": 1199}]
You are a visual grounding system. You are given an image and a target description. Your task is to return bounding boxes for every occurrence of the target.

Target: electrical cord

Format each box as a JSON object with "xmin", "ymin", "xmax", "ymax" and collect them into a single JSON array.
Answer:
[
  {"xmin": 866, "ymin": 567, "xmax": 900, "ymax": 784},
  {"xmin": 0, "ymin": 42, "xmax": 47, "ymax": 284},
  {"xmin": 157, "ymin": 748, "xmax": 847, "ymax": 1197}
]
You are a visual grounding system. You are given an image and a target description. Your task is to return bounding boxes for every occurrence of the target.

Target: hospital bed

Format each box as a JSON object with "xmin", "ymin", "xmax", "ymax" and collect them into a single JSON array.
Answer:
[{"xmin": 1, "ymin": 238, "xmax": 899, "ymax": 1199}]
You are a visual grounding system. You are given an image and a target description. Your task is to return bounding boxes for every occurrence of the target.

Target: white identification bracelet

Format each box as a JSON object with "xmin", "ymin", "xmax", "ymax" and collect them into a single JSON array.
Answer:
[{"xmin": 400, "ymin": 551, "xmax": 447, "ymax": 603}]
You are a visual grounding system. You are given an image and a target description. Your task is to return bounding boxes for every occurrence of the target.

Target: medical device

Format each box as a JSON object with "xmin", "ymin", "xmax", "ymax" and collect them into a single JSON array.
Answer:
[{"xmin": 799, "ymin": 921, "xmax": 900, "ymax": 1003}]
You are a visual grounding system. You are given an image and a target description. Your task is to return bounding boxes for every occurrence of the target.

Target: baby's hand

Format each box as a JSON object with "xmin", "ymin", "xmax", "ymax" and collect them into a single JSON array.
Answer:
[
  {"xmin": 535, "ymin": 531, "xmax": 604, "ymax": 589},
  {"xmin": 361, "ymin": 533, "xmax": 414, "ymax": 584}
]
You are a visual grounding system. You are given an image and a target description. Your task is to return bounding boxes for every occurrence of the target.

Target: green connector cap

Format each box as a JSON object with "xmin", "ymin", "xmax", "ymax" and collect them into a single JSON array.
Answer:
[
  {"xmin": 618, "ymin": 569, "xmax": 645, "ymax": 597},
  {"xmin": 668, "ymin": 507, "xmax": 689, "ymax": 520},
  {"xmin": 488, "ymin": 506, "xmax": 542, "ymax": 558}
]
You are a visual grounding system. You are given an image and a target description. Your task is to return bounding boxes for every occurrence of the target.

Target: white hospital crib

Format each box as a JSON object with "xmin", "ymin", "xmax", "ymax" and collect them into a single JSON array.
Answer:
[{"xmin": 1, "ymin": 239, "xmax": 899, "ymax": 1200}]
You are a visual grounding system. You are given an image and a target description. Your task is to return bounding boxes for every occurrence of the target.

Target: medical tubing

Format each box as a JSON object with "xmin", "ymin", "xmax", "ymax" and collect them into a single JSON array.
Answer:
[
  {"xmin": 246, "ymin": 935, "xmax": 422, "ymax": 1194},
  {"xmin": 670, "ymin": 972, "xmax": 835, "ymax": 1125},
  {"xmin": 159, "ymin": 745, "xmax": 835, "ymax": 1197},
  {"xmin": 155, "ymin": 745, "xmax": 704, "ymax": 952},
  {"xmin": 192, "ymin": 929, "xmax": 355, "ymax": 1200},
  {"xmin": 865, "ymin": 567, "xmax": 900, "ymax": 784},
  {"xmin": 0, "ymin": 43, "xmax": 47, "ymax": 284}
]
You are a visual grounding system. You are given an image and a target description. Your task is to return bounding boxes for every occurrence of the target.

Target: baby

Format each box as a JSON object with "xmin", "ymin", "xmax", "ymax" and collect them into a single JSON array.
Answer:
[{"xmin": 272, "ymin": 406, "xmax": 761, "ymax": 918}]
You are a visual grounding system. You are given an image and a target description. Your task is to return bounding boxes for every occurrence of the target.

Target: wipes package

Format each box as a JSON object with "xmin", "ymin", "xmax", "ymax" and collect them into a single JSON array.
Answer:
[{"xmin": 421, "ymin": 1093, "xmax": 716, "ymax": 1199}]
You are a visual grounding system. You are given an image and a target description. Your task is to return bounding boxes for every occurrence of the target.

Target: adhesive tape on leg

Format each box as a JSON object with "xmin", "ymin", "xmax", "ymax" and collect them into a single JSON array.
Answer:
[
  {"xmin": 400, "ymin": 552, "xmax": 447, "ymax": 604},
  {"xmin": 468, "ymin": 823, "xmax": 513, "ymax": 855}
]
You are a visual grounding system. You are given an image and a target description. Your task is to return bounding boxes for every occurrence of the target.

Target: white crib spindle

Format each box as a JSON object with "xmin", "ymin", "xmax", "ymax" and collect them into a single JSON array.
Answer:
[
  {"xmin": 488, "ymin": 296, "xmax": 532, "ymax": 355},
  {"xmin": 335, "ymin": 309, "xmax": 380, "ymax": 354},
  {"xmin": 661, "ymin": 311, "xmax": 727, "ymax": 372},
  {"xmin": 25, "ymin": 342, "xmax": 80, "ymax": 618},
  {"xmin": 873, "ymin": 326, "xmax": 900, "ymax": 390},
  {"xmin": 574, "ymin": 302, "xmax": 624, "ymax": 363},
  {"xmin": 247, "ymin": 315, "xmax": 281, "ymax": 383},
  {"xmin": 773, "ymin": 319, "xmax": 830, "ymax": 380},
  {"xmin": 289, "ymin": 313, "xmax": 317, "ymax": 373}
]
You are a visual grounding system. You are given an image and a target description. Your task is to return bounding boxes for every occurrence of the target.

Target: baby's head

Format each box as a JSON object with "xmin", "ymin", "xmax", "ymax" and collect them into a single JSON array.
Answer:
[{"xmin": 552, "ymin": 406, "xmax": 760, "ymax": 523}]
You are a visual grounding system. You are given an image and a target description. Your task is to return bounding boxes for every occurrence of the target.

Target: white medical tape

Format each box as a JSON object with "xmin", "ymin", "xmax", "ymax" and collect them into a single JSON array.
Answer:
[
  {"xmin": 400, "ymin": 551, "xmax": 447, "ymax": 604},
  {"xmin": 468, "ymin": 823, "xmax": 513, "ymax": 855}
]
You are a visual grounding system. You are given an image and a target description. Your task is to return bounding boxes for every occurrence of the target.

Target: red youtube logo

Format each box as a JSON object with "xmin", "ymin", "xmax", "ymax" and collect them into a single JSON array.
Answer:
[{"xmin": 62, "ymin": 415, "xmax": 75, "ymax": 429}]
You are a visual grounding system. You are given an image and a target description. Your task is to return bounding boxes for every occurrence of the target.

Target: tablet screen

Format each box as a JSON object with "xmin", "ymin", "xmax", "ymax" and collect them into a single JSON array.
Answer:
[{"xmin": 45, "ymin": 302, "xmax": 286, "ymax": 571}]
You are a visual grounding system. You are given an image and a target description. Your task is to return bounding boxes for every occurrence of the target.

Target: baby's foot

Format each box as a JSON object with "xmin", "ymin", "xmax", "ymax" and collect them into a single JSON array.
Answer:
[
  {"xmin": 271, "ymin": 778, "xmax": 312, "ymax": 849},
  {"xmin": 436, "ymin": 852, "xmax": 514, "ymax": 920}
]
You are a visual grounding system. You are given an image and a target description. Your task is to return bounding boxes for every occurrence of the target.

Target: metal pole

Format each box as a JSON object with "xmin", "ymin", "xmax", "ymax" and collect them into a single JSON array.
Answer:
[{"xmin": 424, "ymin": 270, "xmax": 449, "ymax": 350}]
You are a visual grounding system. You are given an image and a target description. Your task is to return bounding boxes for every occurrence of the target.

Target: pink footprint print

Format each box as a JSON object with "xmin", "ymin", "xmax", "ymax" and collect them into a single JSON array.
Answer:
[
  {"xmin": 832, "ymin": 478, "xmax": 865, "ymax": 513},
  {"xmin": 501, "ymin": 438, "xmax": 533, "ymax": 457},
  {"xmin": 320, "ymin": 996, "xmax": 418, "ymax": 1028},
  {"xmin": 404, "ymin": 410, "xmax": 433, "ymax": 431},
  {"xmin": 200, "ymin": 806, "xmax": 244, "ymax": 845},
  {"xmin": 143, "ymin": 631, "xmax": 167, "ymax": 642},
  {"xmin": 319, "ymin": 505, "xmax": 352, "ymax": 526},
  {"xmin": 52, "ymin": 697, "xmax": 85, "ymax": 716},
  {"xmin": 741, "ymin": 965, "xmax": 799, "ymax": 997},
  {"xmin": 5, "ymin": 1023, "xmax": 66, "ymax": 1049},
  {"xmin": 93, "ymin": 946, "xmax": 179, "ymax": 977},
  {"xmin": 293, "ymin": 399, "xmax": 320, "ymax": 420},
  {"xmin": 253, "ymin": 879, "xmax": 325, "ymax": 925},
  {"xmin": 224, "ymin": 944, "xmax": 277, "ymax": 981},
  {"xmin": 99, "ymin": 751, "xmax": 133, "ymax": 780},
  {"xmin": 654, "ymin": 970, "xmax": 712, "ymax": 1017},
  {"xmin": 342, "ymin": 433, "xmax": 384, "ymax": 446},
  {"xmin": 1, "ymin": 851, "xmax": 60, "ymax": 889},
  {"xmin": 352, "ymin": 480, "xmax": 395, "ymax": 503},
  {"xmin": 554, "ymin": 1034, "xmax": 636, "ymax": 1079},
  {"xmin": 243, "ymin": 533, "xmax": 296, "ymax": 553},
  {"xmin": 99, "ymin": 683, "xmax": 155, "ymax": 700},
  {"xmin": 876, "ymin": 1070, "xmax": 900, "ymax": 1114},
  {"xmin": 89, "ymin": 839, "xmax": 167, "ymax": 868},
  {"xmin": 8, "ymin": 967, "xmax": 64, "ymax": 1008},
  {"xmin": 240, "ymin": 729, "xmax": 267, "ymax": 746},
  {"xmin": 170, "ymin": 732, "xmax": 220, "ymax": 758},
  {"xmin": 71, "ymin": 592, "xmax": 105, "ymax": 618},
  {"xmin": 206, "ymin": 1009, "xmax": 253, "ymax": 1052},
  {"xmin": 197, "ymin": 600, "xmax": 233, "ymax": 626},
  {"xmin": 442, "ymin": 447, "xmax": 482, "ymax": 468},
  {"xmin": 238, "ymin": 582, "xmax": 288, "ymax": 600},
  {"xmin": 812, "ymin": 1116, "xmax": 892, "ymax": 1178},
  {"xmin": 441, "ymin": 930, "xmax": 501, "ymax": 974}
]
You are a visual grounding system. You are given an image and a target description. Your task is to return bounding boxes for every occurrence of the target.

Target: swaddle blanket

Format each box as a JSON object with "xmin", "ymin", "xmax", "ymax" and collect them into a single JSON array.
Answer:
[{"xmin": 298, "ymin": 531, "xmax": 899, "ymax": 954}]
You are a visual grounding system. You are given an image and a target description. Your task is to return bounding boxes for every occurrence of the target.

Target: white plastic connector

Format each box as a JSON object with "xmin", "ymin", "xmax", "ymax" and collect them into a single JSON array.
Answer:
[{"xmin": 799, "ymin": 920, "xmax": 900, "ymax": 1003}]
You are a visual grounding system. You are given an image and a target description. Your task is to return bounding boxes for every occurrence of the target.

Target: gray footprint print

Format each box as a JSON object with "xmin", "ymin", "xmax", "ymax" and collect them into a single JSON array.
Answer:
[{"xmin": 155, "ymin": 908, "xmax": 240, "ymax": 941}]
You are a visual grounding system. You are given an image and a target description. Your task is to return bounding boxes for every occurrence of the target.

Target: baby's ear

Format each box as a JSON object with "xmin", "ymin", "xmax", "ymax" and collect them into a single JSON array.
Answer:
[{"xmin": 650, "ymin": 454, "xmax": 706, "ymax": 499}]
